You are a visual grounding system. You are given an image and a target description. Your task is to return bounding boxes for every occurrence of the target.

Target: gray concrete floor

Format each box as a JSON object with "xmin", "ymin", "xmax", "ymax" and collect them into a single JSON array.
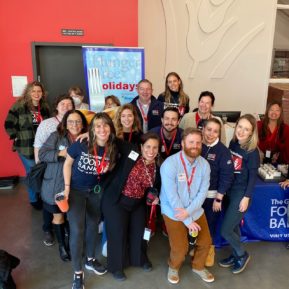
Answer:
[{"xmin": 1, "ymin": 183, "xmax": 289, "ymax": 289}]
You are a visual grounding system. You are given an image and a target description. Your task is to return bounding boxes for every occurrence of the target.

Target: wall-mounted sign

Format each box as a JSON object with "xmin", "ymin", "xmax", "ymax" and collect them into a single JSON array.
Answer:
[
  {"xmin": 82, "ymin": 46, "xmax": 145, "ymax": 112},
  {"xmin": 61, "ymin": 29, "xmax": 84, "ymax": 36}
]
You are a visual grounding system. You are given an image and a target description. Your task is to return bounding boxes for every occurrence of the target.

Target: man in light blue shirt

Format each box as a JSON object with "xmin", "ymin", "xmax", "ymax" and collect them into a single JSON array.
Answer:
[{"xmin": 160, "ymin": 128, "xmax": 214, "ymax": 284}]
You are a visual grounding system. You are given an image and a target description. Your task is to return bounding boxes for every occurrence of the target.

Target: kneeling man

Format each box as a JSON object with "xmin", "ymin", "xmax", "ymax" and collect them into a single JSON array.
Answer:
[{"xmin": 160, "ymin": 128, "xmax": 214, "ymax": 284}]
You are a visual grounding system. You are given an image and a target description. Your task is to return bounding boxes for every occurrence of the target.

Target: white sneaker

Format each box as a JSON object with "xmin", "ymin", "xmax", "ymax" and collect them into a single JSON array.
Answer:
[
  {"xmin": 167, "ymin": 267, "xmax": 179, "ymax": 284},
  {"xmin": 192, "ymin": 268, "xmax": 214, "ymax": 283}
]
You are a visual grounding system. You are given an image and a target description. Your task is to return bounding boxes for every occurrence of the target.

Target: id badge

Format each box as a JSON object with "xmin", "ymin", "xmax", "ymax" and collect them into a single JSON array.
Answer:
[
  {"xmin": 178, "ymin": 173, "xmax": 186, "ymax": 182},
  {"xmin": 143, "ymin": 227, "xmax": 152, "ymax": 241},
  {"xmin": 128, "ymin": 150, "xmax": 139, "ymax": 161},
  {"xmin": 265, "ymin": 150, "xmax": 271, "ymax": 158}
]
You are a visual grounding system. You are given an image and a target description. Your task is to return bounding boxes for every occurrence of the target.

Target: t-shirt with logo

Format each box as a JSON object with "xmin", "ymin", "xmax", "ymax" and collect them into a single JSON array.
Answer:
[{"xmin": 67, "ymin": 140, "xmax": 110, "ymax": 191}]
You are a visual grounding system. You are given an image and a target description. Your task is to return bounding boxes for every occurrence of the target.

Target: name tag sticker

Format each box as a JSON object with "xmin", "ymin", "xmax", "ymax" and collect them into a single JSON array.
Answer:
[
  {"xmin": 161, "ymin": 145, "xmax": 165, "ymax": 152},
  {"xmin": 152, "ymin": 110, "xmax": 159, "ymax": 115},
  {"xmin": 128, "ymin": 150, "xmax": 139, "ymax": 161},
  {"xmin": 265, "ymin": 150, "xmax": 271, "ymax": 158},
  {"xmin": 143, "ymin": 227, "xmax": 151, "ymax": 241},
  {"xmin": 178, "ymin": 173, "xmax": 186, "ymax": 182}
]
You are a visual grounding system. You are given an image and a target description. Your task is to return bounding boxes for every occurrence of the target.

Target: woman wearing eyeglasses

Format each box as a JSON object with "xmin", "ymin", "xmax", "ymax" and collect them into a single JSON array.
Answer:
[{"xmin": 39, "ymin": 110, "xmax": 88, "ymax": 262}]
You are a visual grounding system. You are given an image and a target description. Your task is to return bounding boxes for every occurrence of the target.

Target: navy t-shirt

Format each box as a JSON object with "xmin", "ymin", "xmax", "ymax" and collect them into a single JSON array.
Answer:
[
  {"xmin": 229, "ymin": 140, "xmax": 260, "ymax": 197},
  {"xmin": 67, "ymin": 141, "xmax": 110, "ymax": 191}
]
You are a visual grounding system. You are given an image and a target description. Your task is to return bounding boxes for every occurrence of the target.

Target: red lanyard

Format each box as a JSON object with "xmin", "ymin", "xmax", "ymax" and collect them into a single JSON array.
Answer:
[
  {"xmin": 33, "ymin": 104, "xmax": 43, "ymax": 124},
  {"xmin": 160, "ymin": 128, "xmax": 177, "ymax": 156},
  {"xmin": 266, "ymin": 126, "xmax": 278, "ymax": 150},
  {"xmin": 195, "ymin": 112, "xmax": 201, "ymax": 126},
  {"xmin": 138, "ymin": 100, "xmax": 148, "ymax": 122},
  {"xmin": 180, "ymin": 152, "xmax": 196, "ymax": 193},
  {"xmin": 93, "ymin": 146, "xmax": 107, "ymax": 175}
]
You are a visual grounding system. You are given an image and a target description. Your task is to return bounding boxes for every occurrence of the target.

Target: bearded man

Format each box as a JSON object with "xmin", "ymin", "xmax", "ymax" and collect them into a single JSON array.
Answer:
[{"xmin": 160, "ymin": 128, "xmax": 214, "ymax": 284}]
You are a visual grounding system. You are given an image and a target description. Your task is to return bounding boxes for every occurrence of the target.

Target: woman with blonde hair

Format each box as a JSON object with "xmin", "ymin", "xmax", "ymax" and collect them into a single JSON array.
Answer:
[{"xmin": 219, "ymin": 114, "xmax": 260, "ymax": 274}]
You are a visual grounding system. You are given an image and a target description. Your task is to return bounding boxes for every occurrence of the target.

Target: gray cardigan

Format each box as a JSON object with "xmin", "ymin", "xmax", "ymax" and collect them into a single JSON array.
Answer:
[{"xmin": 39, "ymin": 131, "xmax": 71, "ymax": 205}]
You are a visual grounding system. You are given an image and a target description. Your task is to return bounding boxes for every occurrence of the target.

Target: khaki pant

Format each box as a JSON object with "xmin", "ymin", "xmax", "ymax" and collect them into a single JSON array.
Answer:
[{"xmin": 163, "ymin": 213, "xmax": 212, "ymax": 270}]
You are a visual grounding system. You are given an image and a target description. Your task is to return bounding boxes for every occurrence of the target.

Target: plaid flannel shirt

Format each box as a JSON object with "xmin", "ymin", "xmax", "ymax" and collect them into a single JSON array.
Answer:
[{"xmin": 4, "ymin": 100, "xmax": 50, "ymax": 159}]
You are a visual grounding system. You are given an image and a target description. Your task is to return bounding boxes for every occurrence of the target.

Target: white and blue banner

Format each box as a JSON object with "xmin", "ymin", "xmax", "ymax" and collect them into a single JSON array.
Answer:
[
  {"xmin": 82, "ymin": 46, "xmax": 145, "ymax": 112},
  {"xmin": 241, "ymin": 179, "xmax": 289, "ymax": 242}
]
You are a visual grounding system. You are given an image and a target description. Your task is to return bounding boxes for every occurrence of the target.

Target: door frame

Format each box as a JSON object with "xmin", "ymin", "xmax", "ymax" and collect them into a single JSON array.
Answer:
[{"xmin": 31, "ymin": 42, "xmax": 112, "ymax": 81}]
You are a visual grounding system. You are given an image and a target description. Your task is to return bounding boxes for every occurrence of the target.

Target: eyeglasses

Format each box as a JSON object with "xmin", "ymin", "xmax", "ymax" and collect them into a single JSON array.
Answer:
[{"xmin": 67, "ymin": 120, "xmax": 82, "ymax": 125}]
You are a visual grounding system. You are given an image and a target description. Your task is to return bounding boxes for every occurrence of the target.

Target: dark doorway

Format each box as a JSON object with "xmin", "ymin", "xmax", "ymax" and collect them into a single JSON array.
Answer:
[{"xmin": 32, "ymin": 43, "xmax": 110, "ymax": 109}]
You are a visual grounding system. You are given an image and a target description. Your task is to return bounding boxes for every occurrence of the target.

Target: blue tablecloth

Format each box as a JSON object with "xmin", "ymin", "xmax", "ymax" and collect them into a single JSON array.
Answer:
[{"xmin": 241, "ymin": 177, "xmax": 289, "ymax": 241}]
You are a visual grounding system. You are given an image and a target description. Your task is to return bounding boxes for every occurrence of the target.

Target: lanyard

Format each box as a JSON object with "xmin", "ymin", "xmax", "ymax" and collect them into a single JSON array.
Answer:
[
  {"xmin": 195, "ymin": 112, "xmax": 201, "ymax": 126},
  {"xmin": 160, "ymin": 128, "xmax": 177, "ymax": 156},
  {"xmin": 142, "ymin": 157, "xmax": 156, "ymax": 187},
  {"xmin": 138, "ymin": 100, "xmax": 148, "ymax": 122},
  {"xmin": 266, "ymin": 126, "xmax": 279, "ymax": 151},
  {"xmin": 180, "ymin": 152, "xmax": 196, "ymax": 193},
  {"xmin": 93, "ymin": 146, "xmax": 107, "ymax": 176}
]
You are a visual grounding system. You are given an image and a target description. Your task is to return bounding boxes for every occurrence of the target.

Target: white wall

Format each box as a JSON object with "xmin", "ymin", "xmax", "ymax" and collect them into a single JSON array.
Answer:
[
  {"xmin": 274, "ymin": 10, "xmax": 289, "ymax": 50},
  {"xmin": 139, "ymin": 0, "xmax": 278, "ymax": 114}
]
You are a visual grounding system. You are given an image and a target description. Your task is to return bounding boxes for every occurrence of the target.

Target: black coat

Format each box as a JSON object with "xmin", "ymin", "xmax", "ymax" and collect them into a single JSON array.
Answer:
[{"xmin": 102, "ymin": 140, "xmax": 161, "ymax": 205}]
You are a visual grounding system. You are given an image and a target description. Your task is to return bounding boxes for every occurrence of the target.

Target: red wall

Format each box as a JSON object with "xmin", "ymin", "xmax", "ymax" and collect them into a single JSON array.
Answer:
[{"xmin": 0, "ymin": 0, "xmax": 138, "ymax": 177}]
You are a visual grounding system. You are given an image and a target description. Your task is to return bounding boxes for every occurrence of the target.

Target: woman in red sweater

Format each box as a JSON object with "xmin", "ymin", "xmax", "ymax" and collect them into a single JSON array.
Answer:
[{"xmin": 257, "ymin": 100, "xmax": 289, "ymax": 164}]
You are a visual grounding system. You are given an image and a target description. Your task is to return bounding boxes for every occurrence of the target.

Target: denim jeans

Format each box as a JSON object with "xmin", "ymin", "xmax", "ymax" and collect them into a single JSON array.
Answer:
[
  {"xmin": 18, "ymin": 153, "xmax": 37, "ymax": 202},
  {"xmin": 220, "ymin": 189, "xmax": 246, "ymax": 257}
]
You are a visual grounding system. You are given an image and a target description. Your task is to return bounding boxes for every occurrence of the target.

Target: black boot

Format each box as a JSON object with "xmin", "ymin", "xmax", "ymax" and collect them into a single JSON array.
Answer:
[{"xmin": 53, "ymin": 224, "xmax": 70, "ymax": 262}]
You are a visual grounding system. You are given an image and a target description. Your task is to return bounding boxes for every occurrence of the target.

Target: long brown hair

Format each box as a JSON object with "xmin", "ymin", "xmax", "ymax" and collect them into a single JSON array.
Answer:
[
  {"xmin": 88, "ymin": 112, "xmax": 117, "ymax": 171},
  {"xmin": 259, "ymin": 101, "xmax": 284, "ymax": 140},
  {"xmin": 17, "ymin": 81, "xmax": 46, "ymax": 111},
  {"xmin": 163, "ymin": 72, "xmax": 189, "ymax": 106},
  {"xmin": 114, "ymin": 104, "xmax": 142, "ymax": 139}
]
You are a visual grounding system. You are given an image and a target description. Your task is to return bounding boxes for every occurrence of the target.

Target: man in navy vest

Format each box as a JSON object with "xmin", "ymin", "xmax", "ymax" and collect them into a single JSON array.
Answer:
[
  {"xmin": 131, "ymin": 79, "xmax": 163, "ymax": 133},
  {"xmin": 150, "ymin": 107, "xmax": 183, "ymax": 160}
]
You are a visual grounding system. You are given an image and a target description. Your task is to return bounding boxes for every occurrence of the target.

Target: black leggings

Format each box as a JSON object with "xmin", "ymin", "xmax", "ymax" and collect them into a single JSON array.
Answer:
[{"xmin": 67, "ymin": 188, "xmax": 101, "ymax": 272}]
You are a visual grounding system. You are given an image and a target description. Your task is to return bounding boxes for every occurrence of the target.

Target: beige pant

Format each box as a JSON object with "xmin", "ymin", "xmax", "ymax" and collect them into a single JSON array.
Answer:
[{"xmin": 163, "ymin": 213, "xmax": 212, "ymax": 270}]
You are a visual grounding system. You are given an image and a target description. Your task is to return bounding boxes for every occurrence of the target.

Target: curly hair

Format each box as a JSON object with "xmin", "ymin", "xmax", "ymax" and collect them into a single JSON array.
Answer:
[{"xmin": 18, "ymin": 81, "xmax": 46, "ymax": 110}]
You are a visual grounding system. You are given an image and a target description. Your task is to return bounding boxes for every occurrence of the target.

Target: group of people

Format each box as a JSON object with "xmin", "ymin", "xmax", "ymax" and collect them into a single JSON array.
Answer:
[{"xmin": 4, "ymin": 73, "xmax": 289, "ymax": 289}]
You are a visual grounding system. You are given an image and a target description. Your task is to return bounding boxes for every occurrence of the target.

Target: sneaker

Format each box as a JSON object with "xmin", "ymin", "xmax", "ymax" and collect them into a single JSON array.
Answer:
[
  {"xmin": 113, "ymin": 270, "xmax": 126, "ymax": 281},
  {"xmin": 192, "ymin": 268, "xmax": 215, "ymax": 283},
  {"xmin": 43, "ymin": 231, "xmax": 55, "ymax": 246},
  {"xmin": 218, "ymin": 255, "xmax": 235, "ymax": 268},
  {"xmin": 167, "ymin": 267, "xmax": 179, "ymax": 284},
  {"xmin": 72, "ymin": 272, "xmax": 84, "ymax": 289},
  {"xmin": 231, "ymin": 252, "xmax": 250, "ymax": 274},
  {"xmin": 143, "ymin": 261, "xmax": 152, "ymax": 272},
  {"xmin": 85, "ymin": 258, "xmax": 107, "ymax": 275}
]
